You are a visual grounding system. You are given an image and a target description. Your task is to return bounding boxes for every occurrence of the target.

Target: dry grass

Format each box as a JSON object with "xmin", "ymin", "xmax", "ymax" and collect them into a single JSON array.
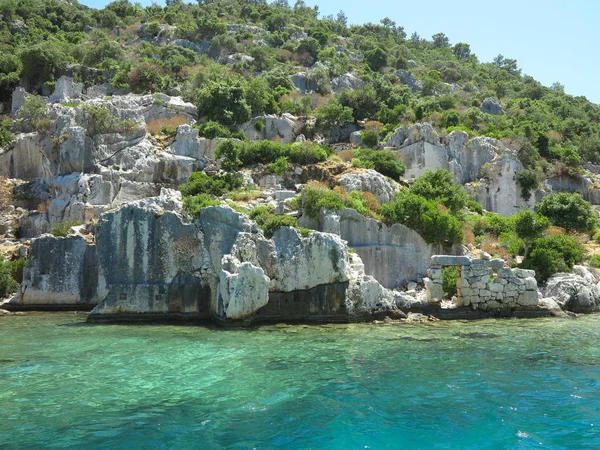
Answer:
[
  {"xmin": 362, "ymin": 191, "xmax": 381, "ymax": 214},
  {"xmin": 0, "ymin": 176, "xmax": 11, "ymax": 211},
  {"xmin": 230, "ymin": 189, "xmax": 262, "ymax": 202},
  {"xmin": 146, "ymin": 116, "xmax": 189, "ymax": 136},
  {"xmin": 337, "ymin": 150, "xmax": 355, "ymax": 162},
  {"xmin": 462, "ymin": 223, "xmax": 476, "ymax": 245},
  {"xmin": 363, "ymin": 120, "xmax": 384, "ymax": 131}
]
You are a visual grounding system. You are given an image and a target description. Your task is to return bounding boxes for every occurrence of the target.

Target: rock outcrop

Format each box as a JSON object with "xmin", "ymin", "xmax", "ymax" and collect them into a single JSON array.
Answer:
[
  {"xmin": 242, "ymin": 114, "xmax": 300, "ymax": 144},
  {"xmin": 338, "ymin": 170, "xmax": 400, "ymax": 204},
  {"xmin": 480, "ymin": 98, "xmax": 504, "ymax": 115},
  {"xmin": 544, "ymin": 267, "xmax": 600, "ymax": 313}
]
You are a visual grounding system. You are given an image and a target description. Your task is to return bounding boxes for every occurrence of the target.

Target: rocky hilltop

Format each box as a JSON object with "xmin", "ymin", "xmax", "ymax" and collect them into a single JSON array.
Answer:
[{"xmin": 1, "ymin": 0, "xmax": 600, "ymax": 323}]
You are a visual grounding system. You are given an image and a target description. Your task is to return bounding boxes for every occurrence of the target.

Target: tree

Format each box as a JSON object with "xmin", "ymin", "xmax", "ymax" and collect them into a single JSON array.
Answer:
[
  {"xmin": 214, "ymin": 140, "xmax": 242, "ymax": 171},
  {"xmin": 364, "ymin": 47, "xmax": 388, "ymax": 72},
  {"xmin": 336, "ymin": 10, "xmax": 347, "ymax": 26},
  {"xmin": 523, "ymin": 235, "xmax": 584, "ymax": 283},
  {"xmin": 315, "ymin": 99, "xmax": 353, "ymax": 132},
  {"xmin": 493, "ymin": 54, "xmax": 518, "ymax": 73},
  {"xmin": 196, "ymin": 79, "xmax": 251, "ymax": 128},
  {"xmin": 409, "ymin": 169, "xmax": 468, "ymax": 213},
  {"xmin": 20, "ymin": 41, "xmax": 69, "ymax": 88},
  {"xmin": 513, "ymin": 210, "xmax": 550, "ymax": 259},
  {"xmin": 411, "ymin": 32, "xmax": 420, "ymax": 44},
  {"xmin": 453, "ymin": 43, "xmax": 471, "ymax": 59},
  {"xmin": 432, "ymin": 32, "xmax": 450, "ymax": 48},
  {"xmin": 381, "ymin": 191, "xmax": 463, "ymax": 245},
  {"xmin": 535, "ymin": 192, "xmax": 598, "ymax": 233}
]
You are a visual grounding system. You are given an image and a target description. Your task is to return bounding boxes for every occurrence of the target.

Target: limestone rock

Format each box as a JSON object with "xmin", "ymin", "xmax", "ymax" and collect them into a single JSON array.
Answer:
[
  {"xmin": 394, "ymin": 70, "xmax": 422, "ymax": 93},
  {"xmin": 243, "ymin": 114, "xmax": 299, "ymax": 144},
  {"xmin": 544, "ymin": 272, "xmax": 600, "ymax": 313},
  {"xmin": 16, "ymin": 234, "xmax": 98, "ymax": 305},
  {"xmin": 50, "ymin": 76, "xmax": 83, "ymax": 104},
  {"xmin": 339, "ymin": 170, "xmax": 400, "ymax": 204},
  {"xmin": 480, "ymin": 98, "xmax": 504, "ymax": 115},
  {"xmin": 331, "ymin": 73, "xmax": 365, "ymax": 93}
]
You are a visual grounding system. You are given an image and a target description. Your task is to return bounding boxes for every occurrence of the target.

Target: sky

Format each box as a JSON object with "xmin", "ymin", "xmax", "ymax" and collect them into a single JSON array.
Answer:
[{"xmin": 79, "ymin": 0, "xmax": 600, "ymax": 104}]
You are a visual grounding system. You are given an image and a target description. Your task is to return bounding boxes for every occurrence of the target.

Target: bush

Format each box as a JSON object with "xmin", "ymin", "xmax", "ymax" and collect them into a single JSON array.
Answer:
[
  {"xmin": 182, "ymin": 194, "xmax": 221, "ymax": 219},
  {"xmin": 268, "ymin": 156, "xmax": 289, "ymax": 175},
  {"xmin": 589, "ymin": 254, "xmax": 600, "ymax": 268},
  {"xmin": 0, "ymin": 256, "xmax": 19, "ymax": 298},
  {"xmin": 515, "ymin": 169, "xmax": 540, "ymax": 201},
  {"xmin": 196, "ymin": 78, "xmax": 251, "ymax": 127},
  {"xmin": 196, "ymin": 121, "xmax": 231, "ymax": 139},
  {"xmin": 360, "ymin": 130, "xmax": 379, "ymax": 148},
  {"xmin": 302, "ymin": 185, "xmax": 349, "ymax": 219},
  {"xmin": 314, "ymin": 99, "xmax": 354, "ymax": 132},
  {"xmin": 442, "ymin": 266, "xmax": 458, "ymax": 298},
  {"xmin": 522, "ymin": 234, "xmax": 585, "ymax": 283},
  {"xmin": 82, "ymin": 104, "xmax": 118, "ymax": 135},
  {"xmin": 214, "ymin": 140, "xmax": 242, "ymax": 171},
  {"xmin": 380, "ymin": 191, "xmax": 463, "ymax": 245},
  {"xmin": 352, "ymin": 149, "xmax": 406, "ymax": 180},
  {"xmin": 180, "ymin": 172, "xmax": 243, "ymax": 197},
  {"xmin": 239, "ymin": 141, "xmax": 330, "ymax": 166},
  {"xmin": 535, "ymin": 192, "xmax": 597, "ymax": 233},
  {"xmin": 261, "ymin": 215, "xmax": 298, "ymax": 238},
  {"xmin": 17, "ymin": 95, "xmax": 50, "ymax": 132},
  {"xmin": 0, "ymin": 116, "xmax": 12, "ymax": 148},
  {"xmin": 409, "ymin": 169, "xmax": 469, "ymax": 213},
  {"xmin": 51, "ymin": 221, "xmax": 83, "ymax": 237},
  {"xmin": 466, "ymin": 200, "xmax": 483, "ymax": 214}
]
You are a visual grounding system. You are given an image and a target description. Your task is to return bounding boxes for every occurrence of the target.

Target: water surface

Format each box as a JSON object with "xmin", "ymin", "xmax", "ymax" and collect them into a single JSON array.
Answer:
[{"xmin": 1, "ymin": 313, "xmax": 599, "ymax": 449}]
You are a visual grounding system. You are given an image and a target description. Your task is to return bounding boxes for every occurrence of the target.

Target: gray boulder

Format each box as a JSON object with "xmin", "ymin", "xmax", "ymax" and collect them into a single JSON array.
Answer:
[
  {"xmin": 50, "ymin": 76, "xmax": 83, "ymax": 104},
  {"xmin": 544, "ymin": 272, "xmax": 600, "ymax": 313},
  {"xmin": 480, "ymin": 98, "xmax": 504, "ymax": 115},
  {"xmin": 394, "ymin": 70, "xmax": 422, "ymax": 93},
  {"xmin": 339, "ymin": 170, "xmax": 400, "ymax": 204}
]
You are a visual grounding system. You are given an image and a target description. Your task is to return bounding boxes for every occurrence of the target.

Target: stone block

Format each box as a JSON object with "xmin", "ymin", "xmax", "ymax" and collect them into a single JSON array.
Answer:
[
  {"xmin": 489, "ymin": 283, "xmax": 503, "ymax": 293},
  {"xmin": 275, "ymin": 190, "xmax": 297, "ymax": 201},
  {"xmin": 517, "ymin": 290, "xmax": 539, "ymax": 307},
  {"xmin": 486, "ymin": 259, "xmax": 505, "ymax": 269},
  {"xmin": 513, "ymin": 268, "xmax": 536, "ymax": 279},
  {"xmin": 430, "ymin": 255, "xmax": 472, "ymax": 266}
]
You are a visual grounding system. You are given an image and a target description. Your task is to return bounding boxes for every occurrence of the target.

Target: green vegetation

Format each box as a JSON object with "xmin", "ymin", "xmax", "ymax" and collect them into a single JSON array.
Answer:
[
  {"xmin": 522, "ymin": 235, "xmax": 584, "ymax": 283},
  {"xmin": 535, "ymin": 192, "xmax": 597, "ymax": 233},
  {"xmin": 51, "ymin": 221, "xmax": 83, "ymax": 237},
  {"xmin": 180, "ymin": 172, "xmax": 243, "ymax": 198},
  {"xmin": 352, "ymin": 149, "xmax": 406, "ymax": 180},
  {"xmin": 249, "ymin": 206, "xmax": 300, "ymax": 238},
  {"xmin": 302, "ymin": 184, "xmax": 380, "ymax": 221},
  {"xmin": 442, "ymin": 266, "xmax": 458, "ymax": 298},
  {"xmin": 0, "ymin": 255, "xmax": 21, "ymax": 298}
]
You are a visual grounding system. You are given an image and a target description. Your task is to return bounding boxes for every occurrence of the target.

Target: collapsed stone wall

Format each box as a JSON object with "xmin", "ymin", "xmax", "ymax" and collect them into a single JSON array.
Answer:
[{"xmin": 424, "ymin": 255, "xmax": 540, "ymax": 310}]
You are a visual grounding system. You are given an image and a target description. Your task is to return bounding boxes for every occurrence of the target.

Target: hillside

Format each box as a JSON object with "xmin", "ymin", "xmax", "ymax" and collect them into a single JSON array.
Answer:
[{"xmin": 1, "ymin": 0, "xmax": 600, "ymax": 319}]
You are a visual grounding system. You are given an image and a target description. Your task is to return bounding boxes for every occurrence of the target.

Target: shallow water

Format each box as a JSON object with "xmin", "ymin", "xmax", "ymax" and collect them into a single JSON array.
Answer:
[{"xmin": 1, "ymin": 313, "xmax": 600, "ymax": 449}]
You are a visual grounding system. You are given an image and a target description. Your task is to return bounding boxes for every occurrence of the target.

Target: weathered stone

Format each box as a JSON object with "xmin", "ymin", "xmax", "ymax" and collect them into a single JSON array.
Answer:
[
  {"xmin": 50, "ymin": 76, "xmax": 83, "ymax": 104},
  {"xmin": 339, "ymin": 170, "xmax": 400, "ymax": 204},
  {"xmin": 480, "ymin": 98, "xmax": 504, "ymax": 115},
  {"xmin": 517, "ymin": 290, "xmax": 539, "ymax": 307},
  {"xmin": 430, "ymin": 255, "xmax": 472, "ymax": 266},
  {"xmin": 544, "ymin": 272, "xmax": 600, "ymax": 313}
]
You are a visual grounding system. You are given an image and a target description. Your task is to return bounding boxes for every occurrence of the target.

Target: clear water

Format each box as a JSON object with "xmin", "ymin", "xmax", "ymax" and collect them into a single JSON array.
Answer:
[{"xmin": 1, "ymin": 313, "xmax": 600, "ymax": 449}]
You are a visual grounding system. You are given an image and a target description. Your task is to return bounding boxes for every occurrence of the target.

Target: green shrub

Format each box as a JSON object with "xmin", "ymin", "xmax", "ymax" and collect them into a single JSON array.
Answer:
[
  {"xmin": 196, "ymin": 78, "xmax": 251, "ymax": 127},
  {"xmin": 360, "ymin": 130, "xmax": 379, "ymax": 148},
  {"xmin": 182, "ymin": 194, "xmax": 221, "ymax": 219},
  {"xmin": 483, "ymin": 213, "xmax": 513, "ymax": 236},
  {"xmin": 51, "ymin": 221, "xmax": 83, "ymax": 237},
  {"xmin": 522, "ymin": 234, "xmax": 585, "ymax": 283},
  {"xmin": 82, "ymin": 104, "xmax": 118, "ymax": 135},
  {"xmin": 352, "ymin": 149, "xmax": 406, "ymax": 180},
  {"xmin": 268, "ymin": 156, "xmax": 289, "ymax": 175},
  {"xmin": 0, "ymin": 256, "xmax": 19, "ymax": 298},
  {"xmin": 9, "ymin": 258, "xmax": 26, "ymax": 284},
  {"xmin": 380, "ymin": 191, "xmax": 463, "ymax": 245},
  {"xmin": 442, "ymin": 266, "xmax": 458, "ymax": 298},
  {"xmin": 254, "ymin": 119, "xmax": 266, "ymax": 132},
  {"xmin": 261, "ymin": 215, "xmax": 298, "ymax": 238},
  {"xmin": 214, "ymin": 140, "xmax": 242, "ymax": 171},
  {"xmin": 302, "ymin": 185, "xmax": 349, "ymax": 219},
  {"xmin": 286, "ymin": 195, "xmax": 302, "ymax": 210},
  {"xmin": 196, "ymin": 121, "xmax": 231, "ymax": 139},
  {"xmin": 18, "ymin": 95, "xmax": 50, "ymax": 132},
  {"xmin": 0, "ymin": 117, "xmax": 13, "ymax": 148},
  {"xmin": 409, "ymin": 169, "xmax": 469, "ymax": 213},
  {"xmin": 589, "ymin": 254, "xmax": 600, "ymax": 268},
  {"xmin": 535, "ymin": 192, "xmax": 597, "ymax": 233},
  {"xmin": 515, "ymin": 169, "xmax": 540, "ymax": 201},
  {"xmin": 287, "ymin": 142, "xmax": 330, "ymax": 164},
  {"xmin": 239, "ymin": 141, "xmax": 330, "ymax": 166},
  {"xmin": 466, "ymin": 200, "xmax": 483, "ymax": 214},
  {"xmin": 180, "ymin": 172, "xmax": 243, "ymax": 197}
]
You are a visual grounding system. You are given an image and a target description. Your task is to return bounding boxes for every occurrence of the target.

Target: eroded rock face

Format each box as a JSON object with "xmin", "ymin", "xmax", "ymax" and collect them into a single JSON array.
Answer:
[
  {"xmin": 18, "ymin": 234, "xmax": 98, "ymax": 305},
  {"xmin": 544, "ymin": 269, "xmax": 600, "ymax": 313},
  {"xmin": 339, "ymin": 170, "xmax": 400, "ymax": 204},
  {"xmin": 242, "ymin": 114, "xmax": 299, "ymax": 144},
  {"xmin": 317, "ymin": 208, "xmax": 459, "ymax": 289}
]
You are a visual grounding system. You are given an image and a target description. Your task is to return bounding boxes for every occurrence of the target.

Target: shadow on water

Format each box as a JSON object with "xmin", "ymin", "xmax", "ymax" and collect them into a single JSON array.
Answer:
[{"xmin": 453, "ymin": 332, "xmax": 500, "ymax": 339}]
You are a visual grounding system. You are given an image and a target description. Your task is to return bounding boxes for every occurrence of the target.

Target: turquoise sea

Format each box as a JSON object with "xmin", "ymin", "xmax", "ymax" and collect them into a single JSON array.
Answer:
[{"xmin": 1, "ymin": 313, "xmax": 599, "ymax": 449}]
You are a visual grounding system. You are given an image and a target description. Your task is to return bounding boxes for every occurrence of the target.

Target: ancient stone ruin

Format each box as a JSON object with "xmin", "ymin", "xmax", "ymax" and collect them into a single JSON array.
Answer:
[{"xmin": 424, "ymin": 255, "xmax": 540, "ymax": 310}]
